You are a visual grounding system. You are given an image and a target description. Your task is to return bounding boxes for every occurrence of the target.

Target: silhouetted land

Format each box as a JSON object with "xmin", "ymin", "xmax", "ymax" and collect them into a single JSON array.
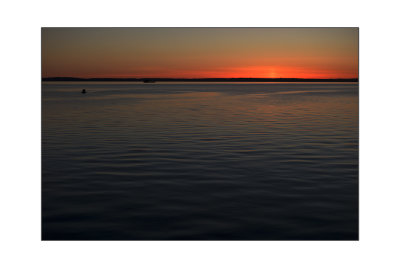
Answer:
[{"xmin": 43, "ymin": 77, "xmax": 358, "ymax": 82}]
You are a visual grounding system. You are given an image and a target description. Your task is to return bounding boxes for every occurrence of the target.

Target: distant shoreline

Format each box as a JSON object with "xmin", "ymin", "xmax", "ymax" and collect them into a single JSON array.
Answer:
[{"xmin": 42, "ymin": 77, "xmax": 358, "ymax": 83}]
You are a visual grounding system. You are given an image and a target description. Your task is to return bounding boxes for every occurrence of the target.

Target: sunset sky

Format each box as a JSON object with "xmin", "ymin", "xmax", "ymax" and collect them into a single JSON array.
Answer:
[{"xmin": 42, "ymin": 28, "xmax": 358, "ymax": 79}]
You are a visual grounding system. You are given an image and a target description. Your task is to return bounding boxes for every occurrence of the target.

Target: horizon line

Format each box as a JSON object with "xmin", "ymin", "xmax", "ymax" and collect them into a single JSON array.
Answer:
[{"xmin": 43, "ymin": 77, "xmax": 358, "ymax": 80}]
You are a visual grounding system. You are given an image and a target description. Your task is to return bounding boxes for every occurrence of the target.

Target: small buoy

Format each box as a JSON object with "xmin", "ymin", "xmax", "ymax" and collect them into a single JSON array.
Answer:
[{"xmin": 81, "ymin": 89, "xmax": 86, "ymax": 94}]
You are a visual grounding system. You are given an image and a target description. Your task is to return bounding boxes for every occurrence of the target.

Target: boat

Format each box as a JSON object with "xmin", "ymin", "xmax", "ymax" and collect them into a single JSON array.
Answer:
[{"xmin": 81, "ymin": 89, "xmax": 86, "ymax": 94}]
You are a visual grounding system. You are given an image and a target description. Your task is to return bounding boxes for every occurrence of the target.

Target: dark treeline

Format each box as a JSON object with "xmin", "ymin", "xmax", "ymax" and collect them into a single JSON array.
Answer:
[{"xmin": 43, "ymin": 77, "xmax": 358, "ymax": 82}]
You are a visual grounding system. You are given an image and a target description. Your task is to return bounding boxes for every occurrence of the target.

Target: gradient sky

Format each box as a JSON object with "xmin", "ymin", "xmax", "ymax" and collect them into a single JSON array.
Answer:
[{"xmin": 42, "ymin": 28, "xmax": 358, "ymax": 79}]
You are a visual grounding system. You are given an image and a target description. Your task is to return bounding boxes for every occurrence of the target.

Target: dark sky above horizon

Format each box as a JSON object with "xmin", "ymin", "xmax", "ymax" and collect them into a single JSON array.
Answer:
[{"xmin": 42, "ymin": 28, "xmax": 358, "ymax": 79}]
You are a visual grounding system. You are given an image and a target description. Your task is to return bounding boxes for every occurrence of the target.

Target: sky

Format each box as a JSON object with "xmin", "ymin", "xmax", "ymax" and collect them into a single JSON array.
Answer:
[{"xmin": 42, "ymin": 28, "xmax": 358, "ymax": 79}]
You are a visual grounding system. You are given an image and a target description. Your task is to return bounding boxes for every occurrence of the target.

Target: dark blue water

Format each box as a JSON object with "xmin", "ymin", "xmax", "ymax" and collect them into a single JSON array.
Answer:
[{"xmin": 42, "ymin": 82, "xmax": 358, "ymax": 240}]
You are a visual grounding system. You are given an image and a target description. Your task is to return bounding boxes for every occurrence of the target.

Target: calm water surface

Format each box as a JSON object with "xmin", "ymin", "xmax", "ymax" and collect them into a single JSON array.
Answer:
[{"xmin": 42, "ymin": 82, "xmax": 358, "ymax": 240}]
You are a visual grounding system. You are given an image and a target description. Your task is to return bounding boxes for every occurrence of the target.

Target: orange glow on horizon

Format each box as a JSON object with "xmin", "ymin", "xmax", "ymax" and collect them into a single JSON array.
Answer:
[
  {"xmin": 42, "ymin": 28, "xmax": 358, "ymax": 79},
  {"xmin": 64, "ymin": 65, "xmax": 357, "ymax": 79}
]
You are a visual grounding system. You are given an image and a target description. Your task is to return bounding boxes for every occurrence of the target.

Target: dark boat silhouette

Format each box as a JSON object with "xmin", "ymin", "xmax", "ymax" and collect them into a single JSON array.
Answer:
[{"xmin": 81, "ymin": 89, "xmax": 86, "ymax": 94}]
